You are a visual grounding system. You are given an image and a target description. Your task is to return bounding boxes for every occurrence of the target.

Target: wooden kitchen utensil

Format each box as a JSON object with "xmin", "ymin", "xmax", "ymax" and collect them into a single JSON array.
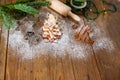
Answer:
[{"xmin": 49, "ymin": 0, "xmax": 81, "ymax": 22}]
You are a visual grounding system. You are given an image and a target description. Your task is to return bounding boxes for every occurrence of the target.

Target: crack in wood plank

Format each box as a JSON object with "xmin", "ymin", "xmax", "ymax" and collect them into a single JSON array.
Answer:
[
  {"xmin": 91, "ymin": 0, "xmax": 120, "ymax": 79},
  {"xmin": 0, "ymin": 27, "xmax": 9, "ymax": 80}
]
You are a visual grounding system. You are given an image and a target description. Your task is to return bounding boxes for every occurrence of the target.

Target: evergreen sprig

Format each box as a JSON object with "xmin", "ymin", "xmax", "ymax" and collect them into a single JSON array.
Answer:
[
  {"xmin": 14, "ymin": 4, "xmax": 39, "ymax": 14},
  {"xmin": 0, "ymin": 0, "xmax": 51, "ymax": 29},
  {"xmin": 0, "ymin": 7, "xmax": 17, "ymax": 29}
]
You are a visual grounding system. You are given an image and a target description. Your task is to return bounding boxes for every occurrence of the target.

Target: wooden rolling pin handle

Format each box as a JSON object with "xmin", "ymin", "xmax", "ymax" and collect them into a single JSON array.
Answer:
[{"xmin": 68, "ymin": 11, "xmax": 81, "ymax": 22}]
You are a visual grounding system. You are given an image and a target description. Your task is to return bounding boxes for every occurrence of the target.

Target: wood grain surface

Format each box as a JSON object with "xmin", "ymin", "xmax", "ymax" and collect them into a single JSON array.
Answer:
[
  {"xmin": 91, "ymin": 0, "xmax": 120, "ymax": 80},
  {"xmin": 0, "ymin": 27, "xmax": 9, "ymax": 80},
  {"xmin": 0, "ymin": 0, "xmax": 5, "ymax": 5},
  {"xmin": 0, "ymin": 0, "xmax": 120, "ymax": 80},
  {"xmin": 92, "ymin": 13, "xmax": 120, "ymax": 80}
]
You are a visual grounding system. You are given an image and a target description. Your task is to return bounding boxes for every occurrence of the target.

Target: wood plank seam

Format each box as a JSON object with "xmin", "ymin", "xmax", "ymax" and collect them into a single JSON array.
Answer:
[
  {"xmin": 90, "ymin": 45, "xmax": 103, "ymax": 80},
  {"xmin": 70, "ymin": 59, "xmax": 77, "ymax": 80},
  {"xmin": 3, "ymin": 30, "xmax": 9, "ymax": 80},
  {"xmin": 48, "ymin": 55, "xmax": 51, "ymax": 80},
  {"xmin": 61, "ymin": 58, "xmax": 66, "ymax": 80},
  {"xmin": 56, "ymin": 56, "xmax": 65, "ymax": 80},
  {"xmin": 2, "ymin": 0, "xmax": 9, "ymax": 79}
]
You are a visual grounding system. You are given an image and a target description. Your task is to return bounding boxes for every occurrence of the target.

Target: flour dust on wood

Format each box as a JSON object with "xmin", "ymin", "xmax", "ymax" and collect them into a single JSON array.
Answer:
[
  {"xmin": 3, "ymin": 8, "xmax": 115, "ymax": 60},
  {"xmin": 7, "ymin": 18, "xmax": 88, "ymax": 60},
  {"xmin": 4, "ymin": 9, "xmax": 89, "ymax": 60},
  {"xmin": 90, "ymin": 22, "xmax": 115, "ymax": 53}
]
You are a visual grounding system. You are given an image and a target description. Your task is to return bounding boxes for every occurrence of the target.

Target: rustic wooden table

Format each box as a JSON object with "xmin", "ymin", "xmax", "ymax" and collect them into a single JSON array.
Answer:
[{"xmin": 0, "ymin": 0, "xmax": 120, "ymax": 80}]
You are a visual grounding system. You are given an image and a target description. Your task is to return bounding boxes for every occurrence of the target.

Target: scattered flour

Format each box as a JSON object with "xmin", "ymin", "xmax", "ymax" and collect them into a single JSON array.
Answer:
[
  {"xmin": 9, "ymin": 30, "xmax": 34, "ymax": 59},
  {"xmin": 90, "ymin": 23, "xmax": 115, "ymax": 53},
  {"xmin": 94, "ymin": 37, "xmax": 115, "ymax": 52},
  {"xmin": 2, "ymin": 16, "xmax": 115, "ymax": 60},
  {"xmin": 6, "ymin": 18, "xmax": 89, "ymax": 60}
]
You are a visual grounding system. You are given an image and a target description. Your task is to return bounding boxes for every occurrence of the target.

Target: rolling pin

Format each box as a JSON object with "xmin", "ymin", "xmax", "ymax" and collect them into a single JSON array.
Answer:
[{"xmin": 49, "ymin": 0, "xmax": 81, "ymax": 22}]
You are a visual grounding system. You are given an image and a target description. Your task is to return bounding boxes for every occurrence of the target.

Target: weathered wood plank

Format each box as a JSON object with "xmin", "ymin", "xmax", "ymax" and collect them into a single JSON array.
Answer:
[
  {"xmin": 48, "ymin": 55, "xmax": 56, "ymax": 80},
  {"xmin": 91, "ymin": 0, "xmax": 120, "ymax": 80},
  {"xmin": 4, "ymin": 7, "xmax": 102, "ymax": 80},
  {"xmin": 5, "ymin": 37, "xmax": 34, "ymax": 80},
  {"xmin": 33, "ymin": 55, "xmax": 50, "ymax": 80},
  {"xmin": 67, "ymin": 20, "xmax": 101, "ymax": 80},
  {"xmin": 72, "ymin": 58, "xmax": 87, "ymax": 80},
  {"xmin": 55, "ymin": 55, "xmax": 65, "ymax": 80},
  {"xmin": 92, "ymin": 15, "xmax": 120, "ymax": 80},
  {"xmin": 49, "ymin": 51, "xmax": 65, "ymax": 80},
  {"xmin": 0, "ymin": 0, "xmax": 11, "ymax": 5},
  {"xmin": 71, "ymin": 43, "xmax": 102, "ymax": 80},
  {"xmin": 6, "ymin": 40, "xmax": 51, "ymax": 80},
  {"xmin": 0, "ymin": 0, "xmax": 5, "ymax": 5},
  {"xmin": 0, "ymin": 27, "xmax": 8, "ymax": 80},
  {"xmin": 6, "ymin": 0, "xmax": 12, "ymax": 4},
  {"xmin": 49, "ymin": 54, "xmax": 75, "ymax": 80},
  {"xmin": 11, "ymin": 0, "xmax": 16, "ymax": 4},
  {"xmin": 62, "ymin": 54, "xmax": 75, "ymax": 80}
]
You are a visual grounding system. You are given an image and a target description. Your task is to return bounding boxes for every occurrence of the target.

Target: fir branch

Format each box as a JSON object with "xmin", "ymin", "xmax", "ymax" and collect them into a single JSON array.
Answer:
[
  {"xmin": 0, "ymin": 0, "xmax": 51, "ymax": 29},
  {"xmin": 0, "ymin": 7, "xmax": 17, "ymax": 29},
  {"xmin": 14, "ymin": 4, "xmax": 39, "ymax": 15}
]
